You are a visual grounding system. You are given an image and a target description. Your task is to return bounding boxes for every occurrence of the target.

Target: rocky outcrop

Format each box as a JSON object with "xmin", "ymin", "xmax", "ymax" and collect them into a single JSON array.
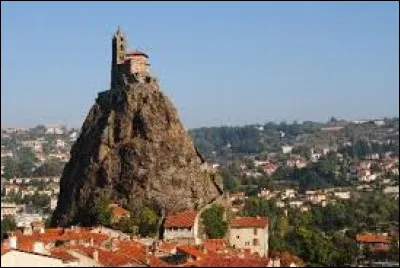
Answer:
[{"xmin": 51, "ymin": 79, "xmax": 223, "ymax": 227}]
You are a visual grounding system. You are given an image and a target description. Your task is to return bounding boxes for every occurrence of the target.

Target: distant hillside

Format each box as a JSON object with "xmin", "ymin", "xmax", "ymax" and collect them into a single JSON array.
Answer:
[{"xmin": 189, "ymin": 118, "xmax": 399, "ymax": 162}]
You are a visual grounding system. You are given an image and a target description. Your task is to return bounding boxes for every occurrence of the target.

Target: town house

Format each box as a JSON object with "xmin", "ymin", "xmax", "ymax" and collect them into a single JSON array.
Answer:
[
  {"xmin": 164, "ymin": 210, "xmax": 201, "ymax": 245},
  {"xmin": 229, "ymin": 216, "xmax": 269, "ymax": 257}
]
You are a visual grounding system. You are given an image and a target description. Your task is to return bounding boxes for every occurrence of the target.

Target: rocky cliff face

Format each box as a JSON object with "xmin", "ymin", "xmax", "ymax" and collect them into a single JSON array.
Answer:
[{"xmin": 51, "ymin": 79, "xmax": 223, "ymax": 227}]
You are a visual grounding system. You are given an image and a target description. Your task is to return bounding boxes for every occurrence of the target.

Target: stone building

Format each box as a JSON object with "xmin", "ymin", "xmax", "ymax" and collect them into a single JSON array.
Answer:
[
  {"xmin": 1, "ymin": 203, "xmax": 21, "ymax": 220},
  {"xmin": 229, "ymin": 216, "xmax": 269, "ymax": 257},
  {"xmin": 356, "ymin": 233, "xmax": 391, "ymax": 254},
  {"xmin": 163, "ymin": 210, "xmax": 201, "ymax": 245},
  {"xmin": 111, "ymin": 27, "xmax": 152, "ymax": 88},
  {"xmin": 108, "ymin": 204, "xmax": 130, "ymax": 223}
]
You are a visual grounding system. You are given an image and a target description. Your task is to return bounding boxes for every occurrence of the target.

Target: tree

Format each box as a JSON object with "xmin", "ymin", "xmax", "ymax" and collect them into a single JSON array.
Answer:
[
  {"xmin": 45, "ymin": 217, "xmax": 52, "ymax": 228},
  {"xmin": 137, "ymin": 207, "xmax": 159, "ymax": 237},
  {"xmin": 389, "ymin": 236, "xmax": 399, "ymax": 262},
  {"xmin": 201, "ymin": 204, "xmax": 228, "ymax": 239},
  {"xmin": 331, "ymin": 232, "xmax": 359, "ymax": 266},
  {"xmin": 3, "ymin": 147, "xmax": 39, "ymax": 178},
  {"xmin": 277, "ymin": 215, "xmax": 290, "ymax": 237},
  {"xmin": 242, "ymin": 197, "xmax": 279, "ymax": 219},
  {"xmin": 292, "ymin": 145, "xmax": 311, "ymax": 159},
  {"xmin": 32, "ymin": 125, "xmax": 47, "ymax": 135},
  {"xmin": 114, "ymin": 215, "xmax": 138, "ymax": 236},
  {"xmin": 23, "ymin": 193, "xmax": 51, "ymax": 213},
  {"xmin": 3, "ymin": 157, "xmax": 20, "ymax": 179},
  {"xmin": 284, "ymin": 226, "xmax": 339, "ymax": 266},
  {"xmin": 92, "ymin": 195, "xmax": 112, "ymax": 227},
  {"xmin": 33, "ymin": 159, "xmax": 65, "ymax": 177},
  {"xmin": 330, "ymin": 116, "xmax": 338, "ymax": 123},
  {"xmin": 352, "ymin": 140, "xmax": 371, "ymax": 159},
  {"xmin": 222, "ymin": 175, "xmax": 240, "ymax": 193},
  {"xmin": 298, "ymin": 171, "xmax": 329, "ymax": 193},
  {"xmin": 1, "ymin": 215, "xmax": 16, "ymax": 241}
]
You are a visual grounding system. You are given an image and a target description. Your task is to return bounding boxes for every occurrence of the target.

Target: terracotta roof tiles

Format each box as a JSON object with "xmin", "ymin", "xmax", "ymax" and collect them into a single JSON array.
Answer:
[
  {"xmin": 203, "ymin": 239, "xmax": 227, "ymax": 252},
  {"xmin": 1, "ymin": 247, "xmax": 11, "ymax": 256},
  {"xmin": 125, "ymin": 50, "xmax": 149, "ymax": 58},
  {"xmin": 50, "ymin": 248, "xmax": 79, "ymax": 262},
  {"xmin": 176, "ymin": 244, "xmax": 205, "ymax": 260},
  {"xmin": 186, "ymin": 255, "xmax": 270, "ymax": 267},
  {"xmin": 62, "ymin": 245, "xmax": 135, "ymax": 267},
  {"xmin": 115, "ymin": 240, "xmax": 148, "ymax": 265},
  {"xmin": 372, "ymin": 244, "xmax": 390, "ymax": 253},
  {"xmin": 158, "ymin": 242, "xmax": 178, "ymax": 253},
  {"xmin": 356, "ymin": 234, "xmax": 390, "ymax": 244},
  {"xmin": 230, "ymin": 216, "xmax": 268, "ymax": 229},
  {"xmin": 109, "ymin": 204, "xmax": 130, "ymax": 219},
  {"xmin": 14, "ymin": 228, "xmax": 108, "ymax": 248},
  {"xmin": 165, "ymin": 210, "xmax": 198, "ymax": 229}
]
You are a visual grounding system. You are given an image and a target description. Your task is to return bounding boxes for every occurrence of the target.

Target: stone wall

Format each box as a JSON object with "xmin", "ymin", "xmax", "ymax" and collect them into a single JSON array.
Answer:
[
  {"xmin": 229, "ymin": 226, "xmax": 269, "ymax": 257},
  {"xmin": 126, "ymin": 56, "xmax": 149, "ymax": 75}
]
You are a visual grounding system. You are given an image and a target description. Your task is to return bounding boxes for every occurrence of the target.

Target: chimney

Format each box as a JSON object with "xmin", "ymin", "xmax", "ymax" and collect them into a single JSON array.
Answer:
[
  {"xmin": 40, "ymin": 227, "xmax": 45, "ymax": 234},
  {"xmin": 273, "ymin": 258, "xmax": 281, "ymax": 267},
  {"xmin": 9, "ymin": 236, "xmax": 17, "ymax": 249},
  {"xmin": 23, "ymin": 226, "xmax": 33, "ymax": 235},
  {"xmin": 33, "ymin": 241, "xmax": 46, "ymax": 254},
  {"xmin": 92, "ymin": 250, "xmax": 99, "ymax": 262},
  {"xmin": 89, "ymin": 237, "xmax": 94, "ymax": 246},
  {"xmin": 111, "ymin": 238, "xmax": 118, "ymax": 252}
]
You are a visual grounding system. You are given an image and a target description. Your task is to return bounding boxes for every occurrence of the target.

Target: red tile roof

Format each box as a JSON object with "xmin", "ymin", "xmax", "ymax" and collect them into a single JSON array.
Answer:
[
  {"xmin": 115, "ymin": 240, "xmax": 148, "ymax": 265},
  {"xmin": 230, "ymin": 216, "xmax": 268, "ymax": 229},
  {"xmin": 61, "ymin": 244, "xmax": 94, "ymax": 257},
  {"xmin": 176, "ymin": 244, "xmax": 205, "ymax": 260},
  {"xmin": 17, "ymin": 239, "xmax": 35, "ymax": 252},
  {"xmin": 109, "ymin": 204, "xmax": 130, "ymax": 219},
  {"xmin": 262, "ymin": 163, "xmax": 278, "ymax": 170},
  {"xmin": 98, "ymin": 249, "xmax": 136, "ymax": 266},
  {"xmin": 1, "ymin": 247, "xmax": 11, "ymax": 256},
  {"xmin": 185, "ymin": 255, "xmax": 270, "ymax": 267},
  {"xmin": 125, "ymin": 50, "xmax": 149, "ymax": 58},
  {"xmin": 8, "ymin": 228, "xmax": 151, "ymax": 266},
  {"xmin": 165, "ymin": 210, "xmax": 198, "ymax": 228},
  {"xmin": 356, "ymin": 234, "xmax": 390, "ymax": 244},
  {"xmin": 203, "ymin": 239, "xmax": 227, "ymax": 252},
  {"xmin": 13, "ymin": 228, "xmax": 109, "ymax": 248},
  {"xmin": 158, "ymin": 242, "xmax": 178, "ymax": 253},
  {"xmin": 372, "ymin": 244, "xmax": 390, "ymax": 253},
  {"xmin": 50, "ymin": 248, "xmax": 79, "ymax": 262},
  {"xmin": 62, "ymin": 245, "xmax": 135, "ymax": 267}
]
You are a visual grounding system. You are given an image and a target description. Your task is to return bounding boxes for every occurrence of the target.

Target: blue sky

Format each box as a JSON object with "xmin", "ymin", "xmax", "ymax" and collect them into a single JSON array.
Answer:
[{"xmin": 1, "ymin": 1, "xmax": 399, "ymax": 128}]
